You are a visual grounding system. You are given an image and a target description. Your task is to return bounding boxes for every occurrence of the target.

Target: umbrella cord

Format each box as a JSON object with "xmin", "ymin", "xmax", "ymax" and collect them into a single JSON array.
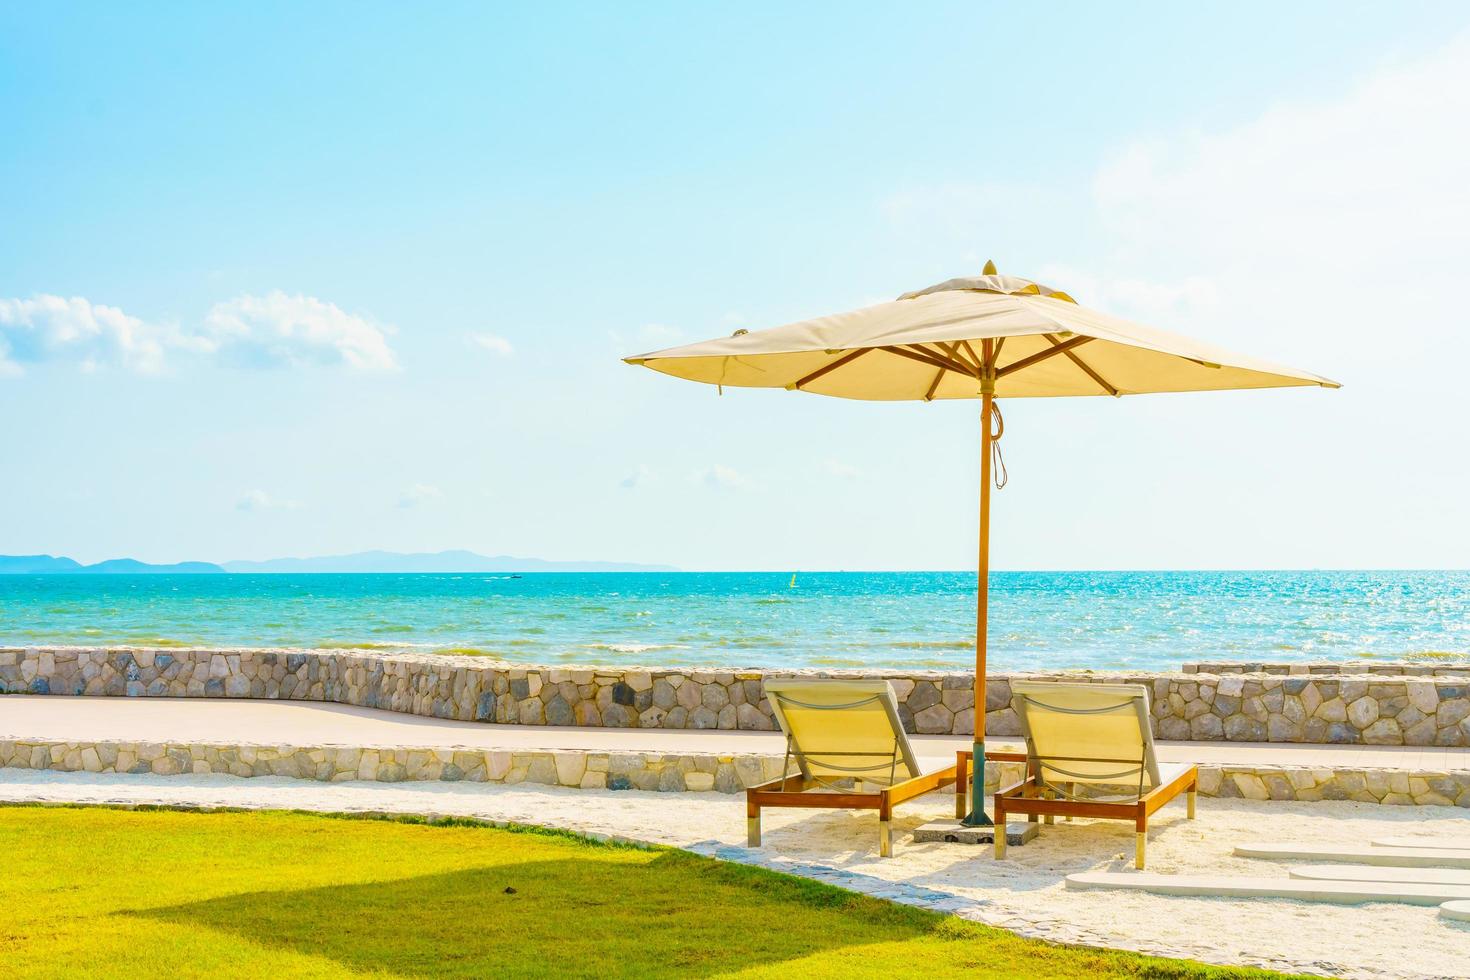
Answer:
[{"xmin": 990, "ymin": 401, "xmax": 1008, "ymax": 489}]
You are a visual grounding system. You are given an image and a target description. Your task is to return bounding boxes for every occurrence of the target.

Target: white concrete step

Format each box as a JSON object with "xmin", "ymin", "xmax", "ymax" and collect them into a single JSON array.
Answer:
[
  {"xmin": 1066, "ymin": 871, "xmax": 1470, "ymax": 906},
  {"xmin": 1290, "ymin": 865, "xmax": 1470, "ymax": 886},
  {"xmin": 1235, "ymin": 842, "xmax": 1470, "ymax": 868},
  {"xmin": 1441, "ymin": 900, "xmax": 1470, "ymax": 923},
  {"xmin": 1373, "ymin": 836, "xmax": 1470, "ymax": 853}
]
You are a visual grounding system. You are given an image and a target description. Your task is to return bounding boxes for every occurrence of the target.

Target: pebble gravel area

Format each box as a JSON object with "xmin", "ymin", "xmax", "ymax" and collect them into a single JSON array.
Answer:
[{"xmin": 3, "ymin": 770, "xmax": 1467, "ymax": 979}]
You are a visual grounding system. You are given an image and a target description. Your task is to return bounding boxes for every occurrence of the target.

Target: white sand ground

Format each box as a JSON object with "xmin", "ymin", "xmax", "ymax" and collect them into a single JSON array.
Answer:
[{"xmin": 3, "ymin": 769, "xmax": 1466, "ymax": 979}]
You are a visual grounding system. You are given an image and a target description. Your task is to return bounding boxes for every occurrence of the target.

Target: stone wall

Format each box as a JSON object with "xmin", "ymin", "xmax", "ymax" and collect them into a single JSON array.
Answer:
[
  {"xmin": 3, "ymin": 646, "xmax": 1470, "ymax": 746},
  {"xmin": 0, "ymin": 736, "xmax": 788, "ymax": 793},
  {"xmin": 2, "ymin": 734, "xmax": 1467, "ymax": 805},
  {"xmin": 1184, "ymin": 661, "xmax": 1470, "ymax": 676}
]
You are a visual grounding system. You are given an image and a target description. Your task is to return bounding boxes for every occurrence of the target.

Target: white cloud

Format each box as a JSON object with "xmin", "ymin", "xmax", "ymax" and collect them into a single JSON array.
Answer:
[
  {"xmin": 819, "ymin": 458, "xmax": 862, "ymax": 480},
  {"xmin": 1065, "ymin": 32, "xmax": 1470, "ymax": 383},
  {"xmin": 0, "ymin": 295, "xmax": 168, "ymax": 375},
  {"xmin": 468, "ymin": 332, "xmax": 514, "ymax": 356},
  {"xmin": 1090, "ymin": 34, "xmax": 1470, "ymax": 290},
  {"xmin": 611, "ymin": 322, "xmax": 687, "ymax": 354},
  {"xmin": 636, "ymin": 323, "xmax": 684, "ymax": 348},
  {"xmin": 1029, "ymin": 266, "xmax": 1221, "ymax": 327},
  {"xmin": 0, "ymin": 291, "xmax": 400, "ymax": 376},
  {"xmin": 693, "ymin": 464, "xmax": 751, "ymax": 490},
  {"xmin": 201, "ymin": 292, "xmax": 399, "ymax": 371},
  {"xmin": 397, "ymin": 483, "xmax": 442, "ymax": 508},
  {"xmin": 620, "ymin": 464, "xmax": 655, "ymax": 489},
  {"xmin": 236, "ymin": 489, "xmax": 301, "ymax": 512},
  {"xmin": 873, "ymin": 31, "xmax": 1470, "ymax": 389}
]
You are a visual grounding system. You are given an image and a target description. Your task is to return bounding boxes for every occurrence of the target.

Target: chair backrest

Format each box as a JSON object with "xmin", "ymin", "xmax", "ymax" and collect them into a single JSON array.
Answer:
[
  {"xmin": 1009, "ymin": 680, "xmax": 1161, "ymax": 794},
  {"xmin": 763, "ymin": 678, "xmax": 920, "ymax": 786}
]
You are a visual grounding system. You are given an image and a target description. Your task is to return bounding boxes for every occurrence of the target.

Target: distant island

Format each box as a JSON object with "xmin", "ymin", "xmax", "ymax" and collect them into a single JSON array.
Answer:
[
  {"xmin": 0, "ymin": 555, "xmax": 225, "ymax": 574},
  {"xmin": 0, "ymin": 550, "xmax": 676, "ymax": 574},
  {"xmin": 221, "ymin": 550, "xmax": 677, "ymax": 573}
]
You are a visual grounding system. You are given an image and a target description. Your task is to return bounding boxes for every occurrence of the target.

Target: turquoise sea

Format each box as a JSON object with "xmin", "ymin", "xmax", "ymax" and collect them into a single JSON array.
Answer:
[{"xmin": 0, "ymin": 571, "xmax": 1466, "ymax": 672}]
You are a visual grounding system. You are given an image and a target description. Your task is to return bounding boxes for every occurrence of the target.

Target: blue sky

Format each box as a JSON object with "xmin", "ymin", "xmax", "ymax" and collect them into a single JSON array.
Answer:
[{"xmin": 3, "ymin": 2, "xmax": 1468, "ymax": 570}]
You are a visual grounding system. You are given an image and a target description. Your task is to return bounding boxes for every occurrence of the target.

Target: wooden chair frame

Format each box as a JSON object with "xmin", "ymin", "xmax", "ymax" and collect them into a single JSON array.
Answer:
[
  {"xmin": 746, "ymin": 679, "xmax": 960, "ymax": 858},
  {"xmin": 993, "ymin": 762, "xmax": 1196, "ymax": 869},
  {"xmin": 746, "ymin": 763, "xmax": 957, "ymax": 858},
  {"xmin": 953, "ymin": 749, "xmax": 1028, "ymax": 818},
  {"xmin": 981, "ymin": 682, "xmax": 1199, "ymax": 869}
]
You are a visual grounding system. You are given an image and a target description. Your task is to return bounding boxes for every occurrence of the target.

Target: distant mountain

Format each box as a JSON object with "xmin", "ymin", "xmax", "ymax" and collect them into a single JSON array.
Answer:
[
  {"xmin": 0, "ymin": 555, "xmax": 84, "ymax": 573},
  {"xmin": 0, "ymin": 554, "xmax": 225, "ymax": 574},
  {"xmin": 1, "ymin": 550, "xmax": 673, "ymax": 575},
  {"xmin": 82, "ymin": 558, "xmax": 226, "ymax": 574},
  {"xmin": 221, "ymin": 550, "xmax": 678, "ymax": 573}
]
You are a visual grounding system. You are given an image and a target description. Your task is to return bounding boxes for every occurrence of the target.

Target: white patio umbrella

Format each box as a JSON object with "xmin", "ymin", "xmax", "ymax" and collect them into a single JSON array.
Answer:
[{"xmin": 625, "ymin": 262, "xmax": 1338, "ymax": 824}]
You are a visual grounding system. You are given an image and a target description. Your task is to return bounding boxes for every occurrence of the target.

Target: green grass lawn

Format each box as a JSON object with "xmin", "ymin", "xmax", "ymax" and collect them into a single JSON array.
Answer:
[{"xmin": 0, "ymin": 805, "xmax": 1295, "ymax": 979}]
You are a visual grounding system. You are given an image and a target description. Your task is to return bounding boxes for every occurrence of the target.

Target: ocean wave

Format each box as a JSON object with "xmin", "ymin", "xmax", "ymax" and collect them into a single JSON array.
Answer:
[
  {"xmin": 126, "ymin": 636, "xmax": 202, "ymax": 648},
  {"xmin": 583, "ymin": 642, "xmax": 692, "ymax": 654},
  {"xmin": 1365, "ymin": 649, "xmax": 1470, "ymax": 662},
  {"xmin": 884, "ymin": 640, "xmax": 973, "ymax": 650},
  {"xmin": 432, "ymin": 647, "xmax": 500, "ymax": 658},
  {"xmin": 318, "ymin": 641, "xmax": 438, "ymax": 650}
]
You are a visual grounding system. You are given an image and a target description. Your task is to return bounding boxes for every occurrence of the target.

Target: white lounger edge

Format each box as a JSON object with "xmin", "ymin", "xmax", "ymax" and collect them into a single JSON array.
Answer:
[
  {"xmin": 1065, "ymin": 871, "xmax": 1470, "ymax": 906},
  {"xmin": 1234, "ymin": 842, "xmax": 1470, "ymax": 869}
]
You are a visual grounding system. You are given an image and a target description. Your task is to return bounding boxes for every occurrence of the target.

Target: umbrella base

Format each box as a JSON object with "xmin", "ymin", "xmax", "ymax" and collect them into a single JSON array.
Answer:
[{"xmin": 914, "ymin": 820, "xmax": 1038, "ymax": 846}]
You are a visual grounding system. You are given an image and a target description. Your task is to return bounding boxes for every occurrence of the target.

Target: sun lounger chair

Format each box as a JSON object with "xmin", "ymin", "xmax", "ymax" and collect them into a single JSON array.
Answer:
[
  {"xmin": 994, "ymin": 680, "xmax": 1196, "ymax": 869},
  {"xmin": 746, "ymin": 678, "xmax": 958, "ymax": 857}
]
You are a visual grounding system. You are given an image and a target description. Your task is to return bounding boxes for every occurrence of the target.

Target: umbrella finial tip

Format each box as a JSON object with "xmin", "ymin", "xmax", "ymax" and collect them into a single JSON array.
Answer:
[{"xmin": 982, "ymin": 259, "xmax": 997, "ymax": 275}]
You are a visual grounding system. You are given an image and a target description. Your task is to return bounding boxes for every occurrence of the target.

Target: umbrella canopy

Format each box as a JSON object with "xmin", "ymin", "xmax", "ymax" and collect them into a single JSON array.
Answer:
[
  {"xmin": 626, "ymin": 268, "xmax": 1338, "ymax": 399},
  {"xmin": 624, "ymin": 264, "xmax": 1337, "ymax": 828}
]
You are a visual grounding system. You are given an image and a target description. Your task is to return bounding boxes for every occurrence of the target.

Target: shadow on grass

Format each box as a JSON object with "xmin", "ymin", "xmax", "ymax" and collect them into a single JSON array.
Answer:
[{"xmin": 128, "ymin": 848, "xmax": 942, "ymax": 978}]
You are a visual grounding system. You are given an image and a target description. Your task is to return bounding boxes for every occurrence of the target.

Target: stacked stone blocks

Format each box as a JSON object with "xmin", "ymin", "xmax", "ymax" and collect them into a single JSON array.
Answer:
[
  {"xmin": 2, "ymin": 647, "xmax": 1469, "ymax": 746},
  {"xmin": 2, "ymin": 736, "xmax": 1467, "ymax": 805}
]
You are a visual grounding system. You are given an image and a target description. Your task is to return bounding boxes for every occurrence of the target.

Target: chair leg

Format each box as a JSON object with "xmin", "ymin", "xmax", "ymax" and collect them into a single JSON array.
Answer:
[
  {"xmin": 1187, "ymin": 788, "xmax": 1197, "ymax": 819},
  {"xmin": 994, "ymin": 798, "xmax": 1008, "ymax": 860},
  {"xmin": 877, "ymin": 791, "xmax": 894, "ymax": 858},
  {"xmin": 747, "ymin": 813, "xmax": 761, "ymax": 847},
  {"xmin": 956, "ymin": 775, "xmax": 967, "ymax": 819},
  {"xmin": 1064, "ymin": 782, "xmax": 1075, "ymax": 821},
  {"xmin": 1135, "ymin": 830, "xmax": 1146, "ymax": 870},
  {"xmin": 1043, "ymin": 790, "xmax": 1055, "ymax": 825}
]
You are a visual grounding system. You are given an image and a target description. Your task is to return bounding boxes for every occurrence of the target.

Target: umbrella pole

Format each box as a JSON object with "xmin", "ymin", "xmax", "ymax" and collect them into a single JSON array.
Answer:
[{"xmin": 962, "ymin": 372, "xmax": 996, "ymax": 827}]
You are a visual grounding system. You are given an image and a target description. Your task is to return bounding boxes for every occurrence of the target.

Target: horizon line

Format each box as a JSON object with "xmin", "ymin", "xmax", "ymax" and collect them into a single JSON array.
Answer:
[{"xmin": 6, "ymin": 566, "xmax": 1469, "ymax": 575}]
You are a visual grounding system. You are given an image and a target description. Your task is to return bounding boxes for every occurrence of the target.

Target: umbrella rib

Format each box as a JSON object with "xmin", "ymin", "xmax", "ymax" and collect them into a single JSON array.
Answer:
[
  {"xmin": 995, "ymin": 335, "xmax": 1093, "ymax": 379},
  {"xmin": 923, "ymin": 342, "xmax": 976, "ymax": 400},
  {"xmin": 790, "ymin": 348, "xmax": 872, "ymax": 389},
  {"xmin": 1043, "ymin": 333, "xmax": 1118, "ymax": 396},
  {"xmin": 938, "ymin": 341, "xmax": 981, "ymax": 376},
  {"xmin": 883, "ymin": 345, "xmax": 978, "ymax": 378},
  {"xmin": 906, "ymin": 344, "xmax": 979, "ymax": 377},
  {"xmin": 923, "ymin": 366, "xmax": 945, "ymax": 401}
]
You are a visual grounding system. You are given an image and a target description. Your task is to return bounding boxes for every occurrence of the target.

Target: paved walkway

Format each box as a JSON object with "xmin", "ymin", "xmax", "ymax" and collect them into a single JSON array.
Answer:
[{"xmin": 3, "ymin": 696, "xmax": 1466, "ymax": 770}]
